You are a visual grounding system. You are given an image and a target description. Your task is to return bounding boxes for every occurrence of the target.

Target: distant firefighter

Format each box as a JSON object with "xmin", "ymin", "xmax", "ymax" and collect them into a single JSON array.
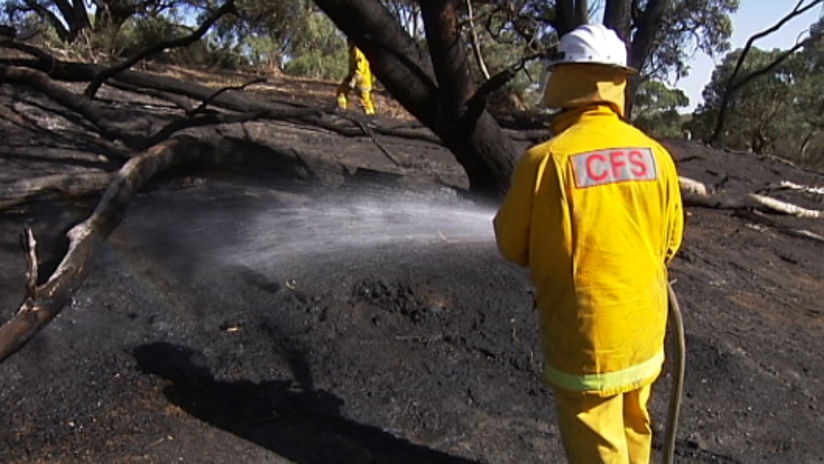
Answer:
[{"xmin": 336, "ymin": 40, "xmax": 376, "ymax": 115}]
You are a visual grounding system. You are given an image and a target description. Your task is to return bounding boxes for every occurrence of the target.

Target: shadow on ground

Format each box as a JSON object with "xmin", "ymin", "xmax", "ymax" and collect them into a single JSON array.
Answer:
[{"xmin": 134, "ymin": 342, "xmax": 480, "ymax": 464}]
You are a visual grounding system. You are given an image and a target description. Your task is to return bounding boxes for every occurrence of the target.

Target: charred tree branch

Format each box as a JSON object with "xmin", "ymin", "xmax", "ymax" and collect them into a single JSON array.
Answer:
[
  {"xmin": 680, "ymin": 176, "xmax": 824, "ymax": 219},
  {"xmin": 0, "ymin": 64, "xmax": 137, "ymax": 146},
  {"xmin": 0, "ymin": 38, "xmax": 58, "ymax": 62},
  {"xmin": 0, "ymin": 171, "xmax": 114, "ymax": 210},
  {"xmin": 465, "ymin": 53, "xmax": 541, "ymax": 120},
  {"xmin": 21, "ymin": 229, "xmax": 38, "ymax": 298},
  {"xmin": 0, "ymin": 136, "xmax": 220, "ymax": 362},
  {"xmin": 83, "ymin": 0, "xmax": 237, "ymax": 99},
  {"xmin": 709, "ymin": 0, "xmax": 824, "ymax": 143},
  {"xmin": 465, "ymin": 0, "xmax": 491, "ymax": 79},
  {"xmin": 141, "ymin": 111, "xmax": 267, "ymax": 150},
  {"xmin": 188, "ymin": 77, "xmax": 266, "ymax": 117},
  {"xmin": 734, "ymin": 211, "xmax": 824, "ymax": 244}
]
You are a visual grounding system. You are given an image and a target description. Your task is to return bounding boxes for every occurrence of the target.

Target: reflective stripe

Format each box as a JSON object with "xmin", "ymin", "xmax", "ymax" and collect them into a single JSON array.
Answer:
[{"xmin": 544, "ymin": 350, "xmax": 665, "ymax": 392}]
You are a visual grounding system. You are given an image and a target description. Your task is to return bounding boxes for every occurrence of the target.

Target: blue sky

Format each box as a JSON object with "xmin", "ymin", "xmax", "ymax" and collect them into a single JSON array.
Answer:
[{"xmin": 676, "ymin": 1, "xmax": 824, "ymax": 112}]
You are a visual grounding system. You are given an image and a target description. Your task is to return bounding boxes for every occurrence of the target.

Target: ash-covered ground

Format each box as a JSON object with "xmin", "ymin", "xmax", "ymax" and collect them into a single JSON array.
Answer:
[{"xmin": 1, "ymin": 73, "xmax": 823, "ymax": 464}]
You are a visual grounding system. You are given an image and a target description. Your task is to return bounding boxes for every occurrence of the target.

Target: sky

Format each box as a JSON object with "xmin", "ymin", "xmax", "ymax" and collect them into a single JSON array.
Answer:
[{"xmin": 675, "ymin": 1, "xmax": 824, "ymax": 112}]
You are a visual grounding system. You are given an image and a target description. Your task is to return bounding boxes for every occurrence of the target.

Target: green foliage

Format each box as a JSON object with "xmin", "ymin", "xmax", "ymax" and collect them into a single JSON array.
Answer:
[
  {"xmin": 632, "ymin": 80, "xmax": 690, "ymax": 138},
  {"xmin": 459, "ymin": 1, "xmax": 557, "ymax": 109},
  {"xmin": 642, "ymin": 0, "xmax": 739, "ymax": 80},
  {"xmin": 689, "ymin": 19, "xmax": 824, "ymax": 170},
  {"xmin": 2, "ymin": 0, "xmax": 739, "ymax": 96},
  {"xmin": 100, "ymin": 15, "xmax": 184, "ymax": 56},
  {"xmin": 689, "ymin": 48, "xmax": 794, "ymax": 152},
  {"xmin": 206, "ymin": 0, "xmax": 347, "ymax": 77},
  {"xmin": 281, "ymin": 8, "xmax": 347, "ymax": 80},
  {"xmin": 244, "ymin": 34, "xmax": 280, "ymax": 69}
]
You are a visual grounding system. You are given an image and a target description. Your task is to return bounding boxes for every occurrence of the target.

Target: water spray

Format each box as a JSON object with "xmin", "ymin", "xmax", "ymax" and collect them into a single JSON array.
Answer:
[
  {"xmin": 215, "ymin": 184, "xmax": 685, "ymax": 463},
  {"xmin": 224, "ymin": 186, "xmax": 497, "ymax": 268}
]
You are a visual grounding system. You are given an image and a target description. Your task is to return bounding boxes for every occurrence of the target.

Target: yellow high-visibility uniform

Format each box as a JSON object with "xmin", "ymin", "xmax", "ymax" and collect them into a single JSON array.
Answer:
[
  {"xmin": 494, "ymin": 63, "xmax": 684, "ymax": 463},
  {"xmin": 337, "ymin": 44, "xmax": 375, "ymax": 115},
  {"xmin": 554, "ymin": 383, "xmax": 653, "ymax": 464}
]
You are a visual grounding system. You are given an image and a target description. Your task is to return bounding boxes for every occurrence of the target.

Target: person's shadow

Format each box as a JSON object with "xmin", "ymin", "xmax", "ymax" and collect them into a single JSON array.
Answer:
[{"xmin": 134, "ymin": 342, "xmax": 480, "ymax": 464}]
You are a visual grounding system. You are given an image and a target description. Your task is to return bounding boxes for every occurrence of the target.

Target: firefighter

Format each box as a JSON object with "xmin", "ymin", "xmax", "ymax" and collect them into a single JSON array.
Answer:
[
  {"xmin": 336, "ymin": 39, "xmax": 376, "ymax": 115},
  {"xmin": 493, "ymin": 24, "xmax": 684, "ymax": 464}
]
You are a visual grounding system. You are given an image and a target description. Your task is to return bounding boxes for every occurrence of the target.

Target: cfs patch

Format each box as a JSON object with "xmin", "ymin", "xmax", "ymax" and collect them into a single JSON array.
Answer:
[{"xmin": 571, "ymin": 148, "xmax": 658, "ymax": 188}]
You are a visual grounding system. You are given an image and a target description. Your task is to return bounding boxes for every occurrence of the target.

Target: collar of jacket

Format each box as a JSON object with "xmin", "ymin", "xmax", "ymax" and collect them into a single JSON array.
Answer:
[{"xmin": 551, "ymin": 103, "xmax": 621, "ymax": 135}]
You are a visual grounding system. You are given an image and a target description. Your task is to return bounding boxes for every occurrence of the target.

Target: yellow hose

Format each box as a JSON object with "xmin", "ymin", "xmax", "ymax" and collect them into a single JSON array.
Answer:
[{"xmin": 663, "ymin": 283, "xmax": 686, "ymax": 464}]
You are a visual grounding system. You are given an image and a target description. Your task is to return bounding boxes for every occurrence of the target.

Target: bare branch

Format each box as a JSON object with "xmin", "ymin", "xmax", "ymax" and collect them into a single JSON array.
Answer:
[
  {"xmin": 680, "ymin": 175, "xmax": 824, "ymax": 219},
  {"xmin": 709, "ymin": 0, "xmax": 824, "ymax": 142},
  {"xmin": 0, "ymin": 171, "xmax": 114, "ymax": 211},
  {"xmin": 83, "ymin": 0, "xmax": 237, "ymax": 99},
  {"xmin": 348, "ymin": 116, "xmax": 404, "ymax": 167},
  {"xmin": 188, "ymin": 77, "xmax": 266, "ymax": 117},
  {"xmin": 21, "ymin": 229, "xmax": 38, "ymax": 298},
  {"xmin": 465, "ymin": 0, "xmax": 491, "ymax": 80},
  {"xmin": 0, "ymin": 63, "xmax": 137, "ymax": 145},
  {"xmin": 464, "ymin": 52, "xmax": 542, "ymax": 118},
  {"xmin": 0, "ymin": 137, "xmax": 212, "ymax": 361}
]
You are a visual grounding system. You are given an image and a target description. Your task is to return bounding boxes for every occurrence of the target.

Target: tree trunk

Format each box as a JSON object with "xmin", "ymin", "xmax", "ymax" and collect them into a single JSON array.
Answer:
[
  {"xmin": 626, "ymin": 0, "xmax": 670, "ymax": 71},
  {"xmin": 603, "ymin": 0, "xmax": 631, "ymax": 41},
  {"xmin": 605, "ymin": 0, "xmax": 671, "ymax": 118},
  {"xmin": 313, "ymin": 0, "xmax": 516, "ymax": 197},
  {"xmin": 555, "ymin": 0, "xmax": 588, "ymax": 36},
  {"xmin": 21, "ymin": 0, "xmax": 73, "ymax": 42}
]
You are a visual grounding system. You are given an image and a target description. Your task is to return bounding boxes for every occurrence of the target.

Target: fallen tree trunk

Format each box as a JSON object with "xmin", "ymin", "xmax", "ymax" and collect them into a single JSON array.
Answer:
[
  {"xmin": 0, "ymin": 171, "xmax": 113, "ymax": 210},
  {"xmin": 0, "ymin": 128, "xmax": 381, "ymax": 361},
  {"xmin": 680, "ymin": 176, "xmax": 824, "ymax": 218},
  {"xmin": 733, "ymin": 210, "xmax": 824, "ymax": 244},
  {"xmin": 680, "ymin": 175, "xmax": 824, "ymax": 243},
  {"xmin": 3, "ymin": 57, "xmax": 446, "ymax": 150}
]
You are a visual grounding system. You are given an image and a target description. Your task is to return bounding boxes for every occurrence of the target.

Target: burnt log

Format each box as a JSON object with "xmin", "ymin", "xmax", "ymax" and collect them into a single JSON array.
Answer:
[{"xmin": 0, "ymin": 137, "xmax": 208, "ymax": 361}]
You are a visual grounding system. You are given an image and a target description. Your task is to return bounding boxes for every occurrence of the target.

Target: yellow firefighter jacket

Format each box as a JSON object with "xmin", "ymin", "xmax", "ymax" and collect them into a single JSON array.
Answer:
[
  {"xmin": 494, "ymin": 100, "xmax": 684, "ymax": 396},
  {"xmin": 348, "ymin": 45, "xmax": 373, "ymax": 91}
]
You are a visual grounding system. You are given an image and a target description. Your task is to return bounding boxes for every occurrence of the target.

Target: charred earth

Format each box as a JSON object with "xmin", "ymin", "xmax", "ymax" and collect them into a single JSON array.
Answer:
[{"xmin": 1, "ymin": 67, "xmax": 823, "ymax": 464}]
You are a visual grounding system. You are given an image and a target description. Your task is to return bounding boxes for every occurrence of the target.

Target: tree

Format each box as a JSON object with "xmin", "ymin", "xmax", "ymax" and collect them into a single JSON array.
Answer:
[
  {"xmin": 629, "ymin": 0, "xmax": 738, "ymax": 81},
  {"xmin": 313, "ymin": 0, "xmax": 518, "ymax": 196},
  {"xmin": 2, "ymin": 0, "xmax": 821, "ymax": 364},
  {"xmin": 789, "ymin": 21, "xmax": 824, "ymax": 167},
  {"xmin": 688, "ymin": 23, "xmax": 824, "ymax": 171},
  {"xmin": 2, "ymin": 0, "xmax": 173, "ymax": 43},
  {"xmin": 706, "ymin": 0, "xmax": 824, "ymax": 145},
  {"xmin": 632, "ymin": 80, "xmax": 689, "ymax": 138},
  {"xmin": 206, "ymin": 0, "xmax": 347, "ymax": 77},
  {"xmin": 689, "ymin": 48, "xmax": 795, "ymax": 153},
  {"xmin": 311, "ymin": 0, "xmax": 741, "ymax": 191}
]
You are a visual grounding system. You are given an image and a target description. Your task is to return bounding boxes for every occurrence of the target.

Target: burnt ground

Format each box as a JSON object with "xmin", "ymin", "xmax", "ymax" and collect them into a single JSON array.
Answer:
[{"xmin": 0, "ymin": 65, "xmax": 823, "ymax": 464}]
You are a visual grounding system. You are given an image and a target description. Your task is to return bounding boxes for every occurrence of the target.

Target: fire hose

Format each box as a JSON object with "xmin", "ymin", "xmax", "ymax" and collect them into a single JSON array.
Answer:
[{"xmin": 663, "ymin": 283, "xmax": 686, "ymax": 464}]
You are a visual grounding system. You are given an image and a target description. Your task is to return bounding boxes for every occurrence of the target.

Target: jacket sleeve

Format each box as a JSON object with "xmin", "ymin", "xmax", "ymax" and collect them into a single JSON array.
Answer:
[
  {"xmin": 493, "ymin": 148, "xmax": 542, "ymax": 266},
  {"xmin": 664, "ymin": 156, "xmax": 684, "ymax": 266}
]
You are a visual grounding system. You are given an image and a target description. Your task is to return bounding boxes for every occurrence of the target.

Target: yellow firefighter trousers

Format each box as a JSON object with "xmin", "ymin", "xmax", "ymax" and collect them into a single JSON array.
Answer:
[
  {"xmin": 336, "ymin": 75, "xmax": 375, "ymax": 115},
  {"xmin": 552, "ymin": 383, "xmax": 653, "ymax": 464}
]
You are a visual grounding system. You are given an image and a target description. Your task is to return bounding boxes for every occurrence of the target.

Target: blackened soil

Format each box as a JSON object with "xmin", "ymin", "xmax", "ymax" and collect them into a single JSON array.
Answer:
[{"xmin": 1, "ymin": 71, "xmax": 823, "ymax": 464}]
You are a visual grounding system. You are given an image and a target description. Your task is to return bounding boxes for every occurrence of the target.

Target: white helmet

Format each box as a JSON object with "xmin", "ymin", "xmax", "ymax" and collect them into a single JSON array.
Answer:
[{"xmin": 546, "ymin": 24, "xmax": 636, "ymax": 73}]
